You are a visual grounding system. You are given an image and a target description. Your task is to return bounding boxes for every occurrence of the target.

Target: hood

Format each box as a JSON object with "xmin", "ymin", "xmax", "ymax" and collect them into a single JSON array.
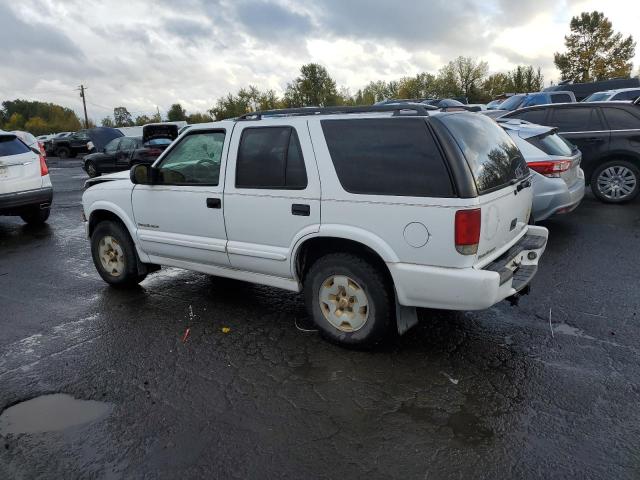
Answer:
[
  {"xmin": 84, "ymin": 169, "xmax": 130, "ymax": 189},
  {"xmin": 142, "ymin": 123, "xmax": 179, "ymax": 144},
  {"xmin": 87, "ymin": 127, "xmax": 123, "ymax": 151}
]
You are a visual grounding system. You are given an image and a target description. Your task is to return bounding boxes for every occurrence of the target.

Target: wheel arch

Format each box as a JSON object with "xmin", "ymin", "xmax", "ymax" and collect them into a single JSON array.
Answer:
[{"xmin": 586, "ymin": 151, "xmax": 640, "ymax": 183}]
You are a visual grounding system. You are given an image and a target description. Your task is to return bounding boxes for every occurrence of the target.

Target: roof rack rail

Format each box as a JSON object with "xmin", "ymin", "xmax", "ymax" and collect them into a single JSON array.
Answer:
[{"xmin": 237, "ymin": 103, "xmax": 438, "ymax": 120}]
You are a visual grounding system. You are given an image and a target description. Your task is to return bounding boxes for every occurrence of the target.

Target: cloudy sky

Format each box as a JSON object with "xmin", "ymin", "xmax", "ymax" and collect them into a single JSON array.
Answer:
[{"xmin": 1, "ymin": 0, "xmax": 638, "ymax": 121}]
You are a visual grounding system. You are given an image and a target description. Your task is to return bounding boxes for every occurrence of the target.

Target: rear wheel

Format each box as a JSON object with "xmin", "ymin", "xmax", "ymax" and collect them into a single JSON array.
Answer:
[
  {"xmin": 304, "ymin": 253, "xmax": 393, "ymax": 348},
  {"xmin": 20, "ymin": 207, "xmax": 50, "ymax": 225},
  {"xmin": 55, "ymin": 147, "xmax": 70, "ymax": 159},
  {"xmin": 85, "ymin": 161, "xmax": 99, "ymax": 177},
  {"xmin": 591, "ymin": 160, "xmax": 640, "ymax": 203},
  {"xmin": 91, "ymin": 221, "xmax": 147, "ymax": 287}
]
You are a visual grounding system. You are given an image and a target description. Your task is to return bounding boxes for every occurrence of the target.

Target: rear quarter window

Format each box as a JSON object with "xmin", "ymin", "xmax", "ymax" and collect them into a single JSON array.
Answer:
[
  {"xmin": 0, "ymin": 136, "xmax": 31, "ymax": 157},
  {"xmin": 321, "ymin": 118, "xmax": 454, "ymax": 197},
  {"xmin": 437, "ymin": 113, "xmax": 529, "ymax": 195}
]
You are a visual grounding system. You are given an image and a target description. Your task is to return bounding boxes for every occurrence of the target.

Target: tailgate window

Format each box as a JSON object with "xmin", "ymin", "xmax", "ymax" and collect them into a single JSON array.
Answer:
[
  {"xmin": 438, "ymin": 113, "xmax": 529, "ymax": 194},
  {"xmin": 526, "ymin": 131, "xmax": 574, "ymax": 156},
  {"xmin": 0, "ymin": 136, "xmax": 30, "ymax": 157}
]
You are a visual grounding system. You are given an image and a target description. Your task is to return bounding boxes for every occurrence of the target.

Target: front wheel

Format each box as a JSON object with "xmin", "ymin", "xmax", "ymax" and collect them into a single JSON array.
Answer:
[
  {"xmin": 20, "ymin": 207, "xmax": 50, "ymax": 225},
  {"xmin": 85, "ymin": 161, "xmax": 99, "ymax": 178},
  {"xmin": 591, "ymin": 160, "xmax": 640, "ymax": 203},
  {"xmin": 91, "ymin": 221, "xmax": 147, "ymax": 287},
  {"xmin": 304, "ymin": 253, "xmax": 393, "ymax": 348},
  {"xmin": 55, "ymin": 147, "xmax": 70, "ymax": 159}
]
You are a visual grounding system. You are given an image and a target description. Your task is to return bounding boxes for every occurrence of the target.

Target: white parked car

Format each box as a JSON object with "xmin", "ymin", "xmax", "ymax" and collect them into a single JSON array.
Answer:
[
  {"xmin": 82, "ymin": 105, "xmax": 548, "ymax": 347},
  {"xmin": 0, "ymin": 130, "xmax": 53, "ymax": 224},
  {"xmin": 498, "ymin": 119, "xmax": 585, "ymax": 222},
  {"xmin": 582, "ymin": 88, "xmax": 640, "ymax": 103}
]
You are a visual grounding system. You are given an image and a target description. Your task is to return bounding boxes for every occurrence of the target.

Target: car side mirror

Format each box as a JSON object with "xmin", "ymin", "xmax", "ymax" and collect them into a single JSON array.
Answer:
[{"xmin": 130, "ymin": 164, "xmax": 157, "ymax": 185}]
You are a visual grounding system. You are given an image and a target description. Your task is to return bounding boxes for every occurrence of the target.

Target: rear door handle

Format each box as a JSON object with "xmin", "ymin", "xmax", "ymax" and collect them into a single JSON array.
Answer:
[
  {"xmin": 584, "ymin": 137, "xmax": 605, "ymax": 143},
  {"xmin": 206, "ymin": 198, "xmax": 221, "ymax": 209},
  {"xmin": 292, "ymin": 204, "xmax": 310, "ymax": 216}
]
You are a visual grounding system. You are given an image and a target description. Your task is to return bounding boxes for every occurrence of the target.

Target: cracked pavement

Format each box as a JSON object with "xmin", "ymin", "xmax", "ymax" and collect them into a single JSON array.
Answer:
[{"xmin": 1, "ymin": 160, "xmax": 639, "ymax": 479}]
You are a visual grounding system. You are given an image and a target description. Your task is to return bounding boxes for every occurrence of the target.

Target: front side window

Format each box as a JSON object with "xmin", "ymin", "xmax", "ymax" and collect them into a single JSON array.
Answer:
[
  {"xmin": 498, "ymin": 94, "xmax": 525, "ymax": 111},
  {"xmin": 549, "ymin": 107, "xmax": 603, "ymax": 132},
  {"xmin": 583, "ymin": 92, "xmax": 611, "ymax": 102},
  {"xmin": 75, "ymin": 130, "xmax": 90, "ymax": 141},
  {"xmin": 104, "ymin": 138, "xmax": 120, "ymax": 153},
  {"xmin": 157, "ymin": 131, "xmax": 225, "ymax": 185},
  {"xmin": 512, "ymin": 108, "xmax": 547, "ymax": 125},
  {"xmin": 119, "ymin": 138, "xmax": 137, "ymax": 151},
  {"xmin": 438, "ymin": 113, "xmax": 528, "ymax": 195},
  {"xmin": 521, "ymin": 94, "xmax": 547, "ymax": 107},
  {"xmin": 235, "ymin": 127, "xmax": 307, "ymax": 189},
  {"xmin": 321, "ymin": 118, "xmax": 454, "ymax": 197}
]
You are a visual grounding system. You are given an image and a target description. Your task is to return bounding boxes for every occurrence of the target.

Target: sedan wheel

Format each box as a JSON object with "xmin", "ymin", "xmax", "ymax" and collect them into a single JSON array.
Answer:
[{"xmin": 86, "ymin": 162, "xmax": 98, "ymax": 177}]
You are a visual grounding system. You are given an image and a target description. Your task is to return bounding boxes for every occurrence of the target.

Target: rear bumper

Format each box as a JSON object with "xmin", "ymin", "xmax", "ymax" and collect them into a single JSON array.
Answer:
[
  {"xmin": 0, "ymin": 186, "xmax": 53, "ymax": 214},
  {"xmin": 532, "ymin": 169, "xmax": 585, "ymax": 222},
  {"xmin": 389, "ymin": 225, "xmax": 548, "ymax": 310}
]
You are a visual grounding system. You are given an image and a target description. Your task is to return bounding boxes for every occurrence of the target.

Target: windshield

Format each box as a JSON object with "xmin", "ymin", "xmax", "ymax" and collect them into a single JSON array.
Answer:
[
  {"xmin": 438, "ymin": 113, "xmax": 529, "ymax": 194},
  {"xmin": 497, "ymin": 94, "xmax": 525, "ymax": 111},
  {"xmin": 583, "ymin": 92, "xmax": 612, "ymax": 102}
]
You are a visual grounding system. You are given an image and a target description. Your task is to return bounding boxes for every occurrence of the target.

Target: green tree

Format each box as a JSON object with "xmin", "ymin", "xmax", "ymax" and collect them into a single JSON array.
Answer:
[
  {"xmin": 507, "ymin": 65, "xmax": 544, "ymax": 92},
  {"xmin": 439, "ymin": 56, "xmax": 489, "ymax": 101},
  {"xmin": 3, "ymin": 112, "xmax": 25, "ymax": 131},
  {"xmin": 284, "ymin": 63, "xmax": 339, "ymax": 107},
  {"xmin": 167, "ymin": 103, "xmax": 187, "ymax": 121},
  {"xmin": 24, "ymin": 116, "xmax": 49, "ymax": 135},
  {"xmin": 1, "ymin": 100, "xmax": 81, "ymax": 133},
  {"xmin": 134, "ymin": 115, "xmax": 152, "ymax": 126},
  {"xmin": 113, "ymin": 107, "xmax": 133, "ymax": 127},
  {"xmin": 186, "ymin": 112, "xmax": 213, "ymax": 124},
  {"xmin": 101, "ymin": 116, "xmax": 114, "ymax": 127},
  {"xmin": 209, "ymin": 86, "xmax": 284, "ymax": 120},
  {"xmin": 554, "ymin": 11, "xmax": 635, "ymax": 82}
]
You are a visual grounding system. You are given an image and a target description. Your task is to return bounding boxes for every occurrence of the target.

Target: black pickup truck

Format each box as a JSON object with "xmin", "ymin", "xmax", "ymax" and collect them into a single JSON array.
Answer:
[{"xmin": 51, "ymin": 127, "xmax": 123, "ymax": 159}]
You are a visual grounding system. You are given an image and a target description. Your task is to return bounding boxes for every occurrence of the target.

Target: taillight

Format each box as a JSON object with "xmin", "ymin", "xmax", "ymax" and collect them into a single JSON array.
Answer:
[
  {"xmin": 528, "ymin": 159, "xmax": 572, "ymax": 178},
  {"xmin": 144, "ymin": 148, "xmax": 161, "ymax": 157},
  {"xmin": 455, "ymin": 208, "xmax": 481, "ymax": 255},
  {"xmin": 38, "ymin": 141, "xmax": 46, "ymax": 158},
  {"xmin": 39, "ymin": 155, "xmax": 49, "ymax": 176}
]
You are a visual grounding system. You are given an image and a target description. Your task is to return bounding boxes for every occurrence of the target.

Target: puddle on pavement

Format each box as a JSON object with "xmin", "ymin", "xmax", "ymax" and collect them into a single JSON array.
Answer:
[{"xmin": 0, "ymin": 394, "xmax": 112, "ymax": 435}]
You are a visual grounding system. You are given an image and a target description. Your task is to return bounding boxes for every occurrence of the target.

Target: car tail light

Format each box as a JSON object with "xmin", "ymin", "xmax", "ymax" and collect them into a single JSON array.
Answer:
[
  {"xmin": 38, "ymin": 141, "xmax": 46, "ymax": 158},
  {"xmin": 455, "ymin": 208, "xmax": 481, "ymax": 255},
  {"xmin": 144, "ymin": 148, "xmax": 162, "ymax": 157},
  {"xmin": 39, "ymin": 154, "xmax": 49, "ymax": 176},
  {"xmin": 528, "ymin": 159, "xmax": 572, "ymax": 178}
]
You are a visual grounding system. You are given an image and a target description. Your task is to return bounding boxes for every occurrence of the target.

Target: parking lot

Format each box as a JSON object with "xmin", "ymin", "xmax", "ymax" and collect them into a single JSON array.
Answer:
[{"xmin": 1, "ymin": 158, "xmax": 639, "ymax": 479}]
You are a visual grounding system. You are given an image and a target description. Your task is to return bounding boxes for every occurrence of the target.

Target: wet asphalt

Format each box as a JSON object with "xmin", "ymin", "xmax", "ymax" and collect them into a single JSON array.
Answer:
[{"xmin": 0, "ymin": 159, "xmax": 639, "ymax": 479}]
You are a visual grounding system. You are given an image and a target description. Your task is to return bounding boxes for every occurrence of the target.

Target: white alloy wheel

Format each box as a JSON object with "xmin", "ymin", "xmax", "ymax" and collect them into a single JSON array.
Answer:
[{"xmin": 98, "ymin": 235, "xmax": 125, "ymax": 277}]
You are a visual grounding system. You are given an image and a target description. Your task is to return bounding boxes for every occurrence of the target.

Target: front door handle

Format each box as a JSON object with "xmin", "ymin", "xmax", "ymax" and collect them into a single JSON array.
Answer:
[
  {"xmin": 206, "ymin": 198, "xmax": 221, "ymax": 209},
  {"xmin": 584, "ymin": 137, "xmax": 604, "ymax": 143},
  {"xmin": 292, "ymin": 204, "xmax": 310, "ymax": 216}
]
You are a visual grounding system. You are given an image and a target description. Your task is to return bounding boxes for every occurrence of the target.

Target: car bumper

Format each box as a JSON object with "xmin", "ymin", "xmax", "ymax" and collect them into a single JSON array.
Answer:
[
  {"xmin": 532, "ymin": 169, "xmax": 585, "ymax": 222},
  {"xmin": 0, "ymin": 186, "xmax": 53, "ymax": 214},
  {"xmin": 389, "ymin": 225, "xmax": 549, "ymax": 310}
]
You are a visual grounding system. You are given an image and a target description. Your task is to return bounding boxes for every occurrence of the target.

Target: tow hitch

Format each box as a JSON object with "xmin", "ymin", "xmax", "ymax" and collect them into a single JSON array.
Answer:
[{"xmin": 506, "ymin": 284, "xmax": 531, "ymax": 306}]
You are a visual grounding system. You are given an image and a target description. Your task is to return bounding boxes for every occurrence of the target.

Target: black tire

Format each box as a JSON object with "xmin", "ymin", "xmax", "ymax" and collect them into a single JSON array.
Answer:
[
  {"xmin": 20, "ymin": 207, "xmax": 50, "ymax": 225},
  {"xmin": 591, "ymin": 160, "xmax": 640, "ymax": 204},
  {"xmin": 85, "ymin": 161, "xmax": 99, "ymax": 178},
  {"xmin": 55, "ymin": 147, "xmax": 70, "ymax": 159},
  {"xmin": 91, "ymin": 220, "xmax": 147, "ymax": 288},
  {"xmin": 304, "ymin": 253, "xmax": 393, "ymax": 348}
]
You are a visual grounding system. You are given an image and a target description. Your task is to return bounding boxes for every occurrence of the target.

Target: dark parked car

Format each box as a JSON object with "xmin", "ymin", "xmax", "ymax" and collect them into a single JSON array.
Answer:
[
  {"xmin": 51, "ymin": 127, "xmax": 123, "ymax": 159},
  {"xmin": 544, "ymin": 78, "xmax": 640, "ymax": 102},
  {"xmin": 82, "ymin": 124, "xmax": 178, "ymax": 177},
  {"xmin": 502, "ymin": 102, "xmax": 640, "ymax": 203}
]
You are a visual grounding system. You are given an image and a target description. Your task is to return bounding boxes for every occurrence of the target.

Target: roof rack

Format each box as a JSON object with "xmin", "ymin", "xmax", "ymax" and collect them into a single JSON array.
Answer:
[{"xmin": 237, "ymin": 103, "xmax": 438, "ymax": 120}]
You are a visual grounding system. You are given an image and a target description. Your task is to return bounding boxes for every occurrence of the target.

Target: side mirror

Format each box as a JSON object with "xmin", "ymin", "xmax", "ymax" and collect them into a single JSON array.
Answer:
[{"xmin": 130, "ymin": 163, "xmax": 156, "ymax": 185}]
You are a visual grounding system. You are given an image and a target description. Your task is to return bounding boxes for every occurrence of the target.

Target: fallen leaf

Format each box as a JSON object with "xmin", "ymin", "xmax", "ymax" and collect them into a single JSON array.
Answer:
[
  {"xmin": 181, "ymin": 328, "xmax": 191, "ymax": 343},
  {"xmin": 221, "ymin": 327, "xmax": 231, "ymax": 334}
]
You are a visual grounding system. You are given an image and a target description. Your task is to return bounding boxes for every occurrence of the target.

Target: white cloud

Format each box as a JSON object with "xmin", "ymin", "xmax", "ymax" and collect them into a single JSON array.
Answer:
[{"xmin": 1, "ymin": 0, "xmax": 638, "ymax": 122}]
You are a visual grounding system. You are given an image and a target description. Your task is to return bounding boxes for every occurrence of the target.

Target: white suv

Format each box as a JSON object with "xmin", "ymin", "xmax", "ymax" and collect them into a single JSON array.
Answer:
[
  {"xmin": 0, "ymin": 130, "xmax": 53, "ymax": 224},
  {"xmin": 82, "ymin": 105, "xmax": 548, "ymax": 347}
]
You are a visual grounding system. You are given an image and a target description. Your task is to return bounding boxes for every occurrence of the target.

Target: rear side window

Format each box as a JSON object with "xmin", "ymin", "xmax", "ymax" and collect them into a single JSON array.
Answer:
[
  {"xmin": 438, "ymin": 113, "xmax": 529, "ymax": 195},
  {"xmin": 551, "ymin": 93, "xmax": 572, "ymax": 103},
  {"xmin": 321, "ymin": 118, "xmax": 454, "ymax": 197},
  {"xmin": 512, "ymin": 109, "xmax": 547, "ymax": 124},
  {"xmin": 602, "ymin": 107, "xmax": 640, "ymax": 130},
  {"xmin": 611, "ymin": 90, "xmax": 640, "ymax": 101},
  {"xmin": 526, "ymin": 132, "xmax": 574, "ymax": 156},
  {"xmin": 0, "ymin": 136, "xmax": 30, "ymax": 157},
  {"xmin": 236, "ymin": 127, "xmax": 307, "ymax": 189},
  {"xmin": 549, "ymin": 107, "xmax": 603, "ymax": 132}
]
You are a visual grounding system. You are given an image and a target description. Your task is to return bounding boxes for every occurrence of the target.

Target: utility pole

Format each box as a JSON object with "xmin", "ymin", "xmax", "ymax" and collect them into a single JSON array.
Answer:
[{"xmin": 78, "ymin": 85, "xmax": 89, "ymax": 128}]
